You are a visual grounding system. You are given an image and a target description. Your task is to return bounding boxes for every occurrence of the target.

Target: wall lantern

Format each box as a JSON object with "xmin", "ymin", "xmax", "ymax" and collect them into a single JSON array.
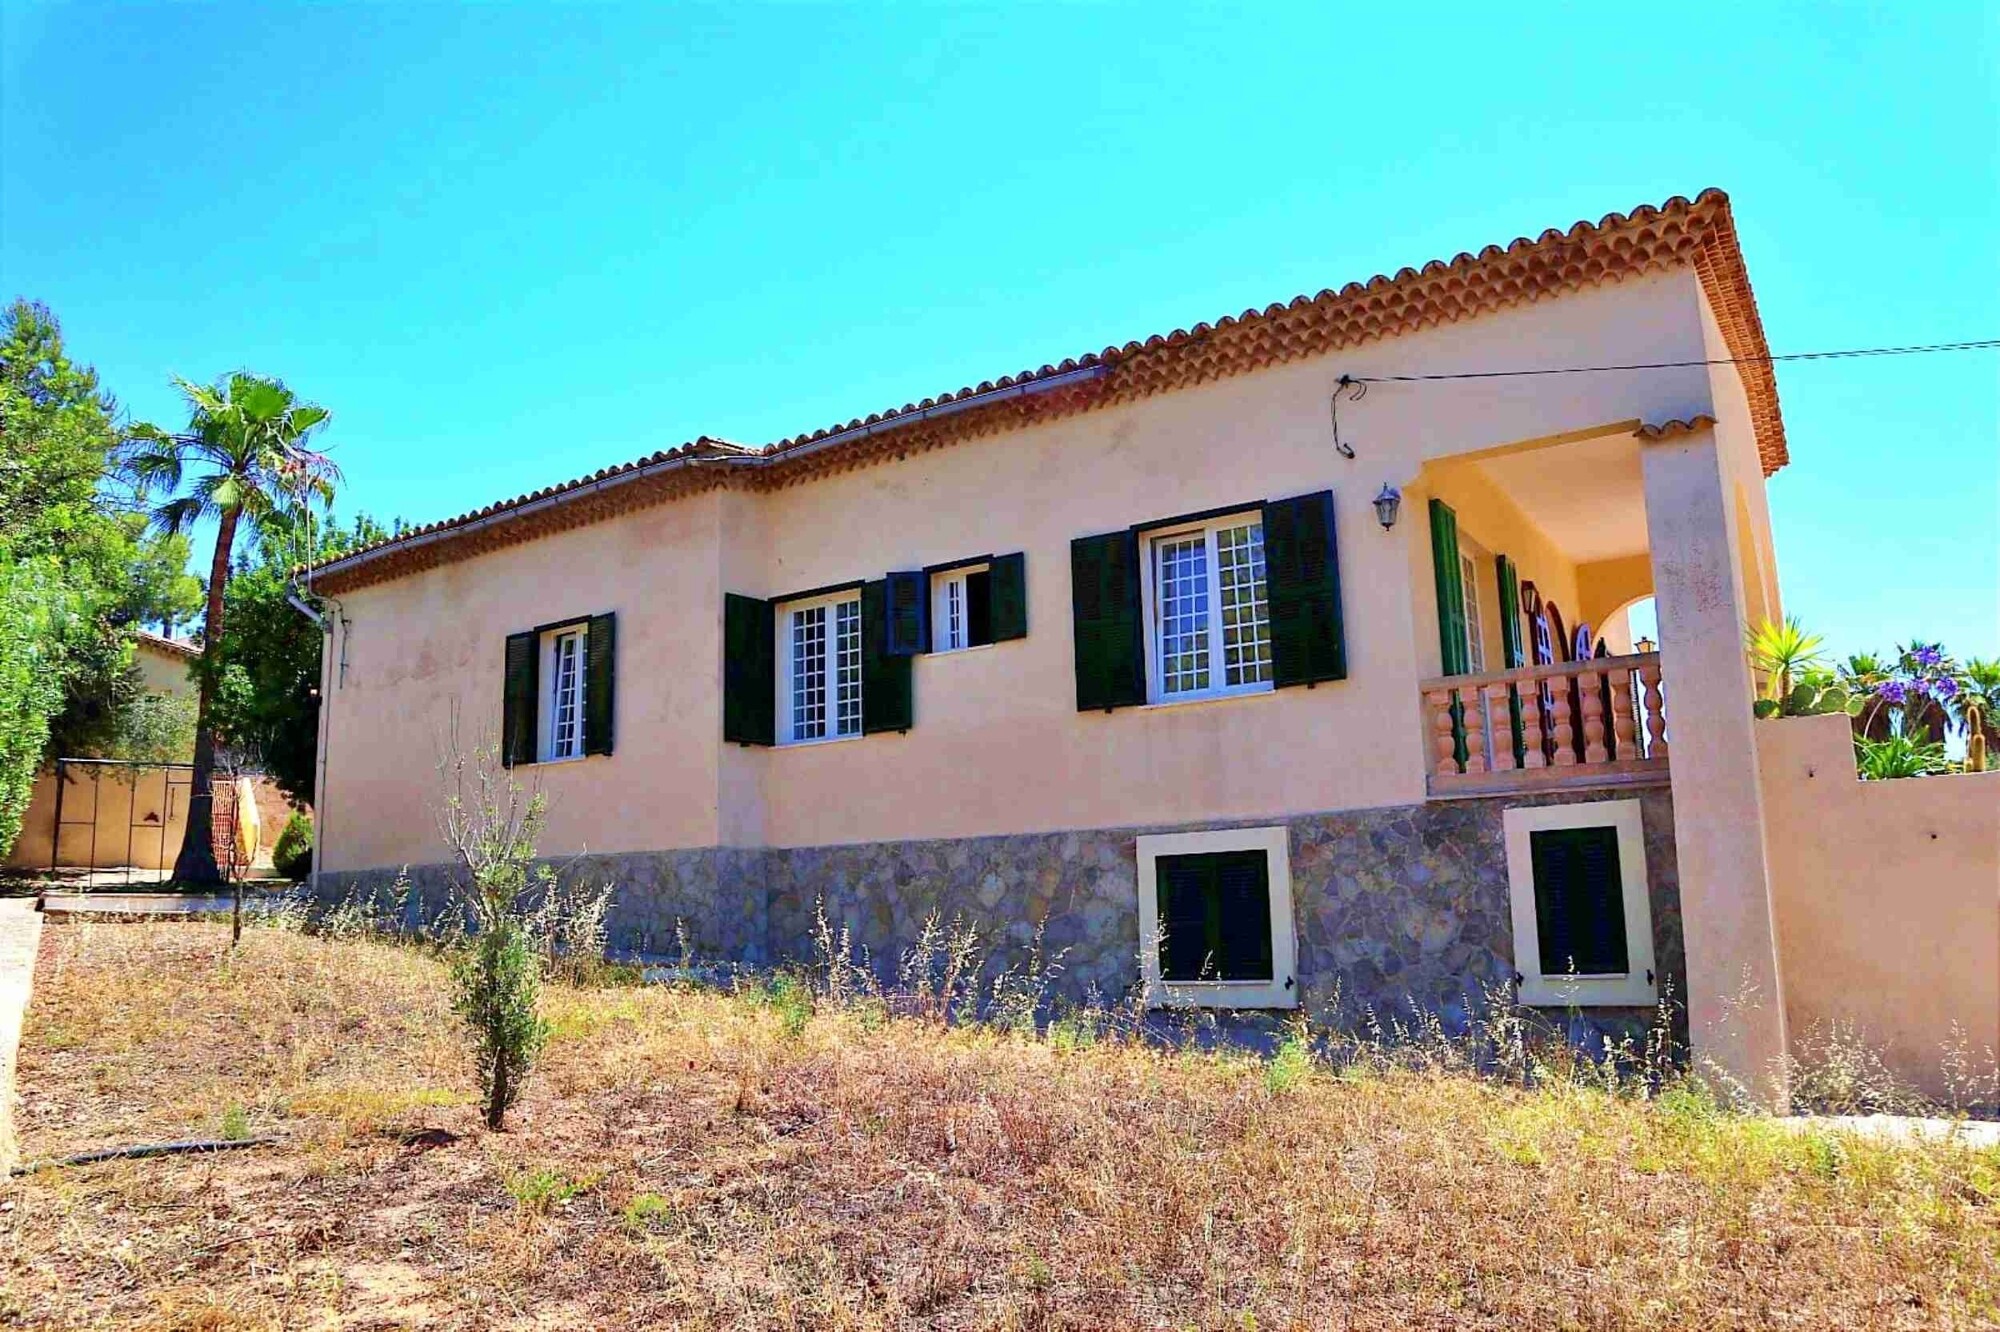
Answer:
[
  {"xmin": 1372, "ymin": 484, "xmax": 1402, "ymax": 530},
  {"xmin": 1635, "ymin": 636, "xmax": 1658, "ymax": 654}
]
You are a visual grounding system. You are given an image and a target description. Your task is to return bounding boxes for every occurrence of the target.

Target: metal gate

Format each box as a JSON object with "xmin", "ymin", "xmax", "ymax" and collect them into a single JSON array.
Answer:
[{"xmin": 46, "ymin": 758, "xmax": 195, "ymax": 885}]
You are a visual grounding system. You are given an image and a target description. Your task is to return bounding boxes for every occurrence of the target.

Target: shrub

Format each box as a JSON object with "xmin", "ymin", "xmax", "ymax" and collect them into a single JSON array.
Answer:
[
  {"xmin": 1855, "ymin": 734, "xmax": 1949, "ymax": 781},
  {"xmin": 272, "ymin": 811, "xmax": 314, "ymax": 880},
  {"xmin": 436, "ymin": 726, "xmax": 552, "ymax": 1131}
]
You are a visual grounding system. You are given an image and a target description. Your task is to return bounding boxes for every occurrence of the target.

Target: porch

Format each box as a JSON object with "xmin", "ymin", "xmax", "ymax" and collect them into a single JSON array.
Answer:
[{"xmin": 1408, "ymin": 424, "xmax": 1718, "ymax": 800}]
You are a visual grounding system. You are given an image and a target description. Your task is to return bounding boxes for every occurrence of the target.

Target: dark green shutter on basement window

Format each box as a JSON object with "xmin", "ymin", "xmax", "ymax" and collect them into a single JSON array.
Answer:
[
  {"xmin": 723, "ymin": 594, "xmax": 775, "ymax": 746},
  {"xmin": 1070, "ymin": 530, "xmax": 1145, "ymax": 711},
  {"xmin": 988, "ymin": 552, "xmax": 1027, "ymax": 641},
  {"xmin": 1429, "ymin": 498, "xmax": 1469, "ymax": 677},
  {"xmin": 1529, "ymin": 825, "xmax": 1630, "ymax": 977},
  {"xmin": 1156, "ymin": 850, "xmax": 1274, "ymax": 982},
  {"xmin": 884, "ymin": 570, "xmax": 928, "ymax": 656},
  {"xmin": 860, "ymin": 580, "xmax": 913, "ymax": 733},
  {"xmin": 1262, "ymin": 490, "xmax": 1347, "ymax": 687},
  {"xmin": 501, "ymin": 631, "xmax": 538, "ymax": 767},
  {"xmin": 583, "ymin": 612, "xmax": 616, "ymax": 756}
]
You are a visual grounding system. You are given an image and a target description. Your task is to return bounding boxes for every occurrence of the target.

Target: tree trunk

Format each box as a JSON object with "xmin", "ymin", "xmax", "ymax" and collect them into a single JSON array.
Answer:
[
  {"xmin": 486, "ymin": 1055, "xmax": 509, "ymax": 1131},
  {"xmin": 172, "ymin": 506, "xmax": 240, "ymax": 886}
]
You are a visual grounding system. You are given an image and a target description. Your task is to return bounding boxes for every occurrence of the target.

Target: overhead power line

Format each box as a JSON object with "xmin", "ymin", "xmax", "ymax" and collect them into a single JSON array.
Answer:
[{"xmin": 1346, "ymin": 338, "xmax": 2000, "ymax": 385}]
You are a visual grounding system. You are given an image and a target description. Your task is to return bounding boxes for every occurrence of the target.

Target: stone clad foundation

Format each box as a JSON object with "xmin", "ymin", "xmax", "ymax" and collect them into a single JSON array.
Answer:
[{"xmin": 318, "ymin": 787, "xmax": 1682, "ymax": 1043}]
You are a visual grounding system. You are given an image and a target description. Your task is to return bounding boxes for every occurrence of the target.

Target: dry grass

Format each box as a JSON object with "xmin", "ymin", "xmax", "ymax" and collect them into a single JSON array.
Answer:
[{"xmin": 4, "ymin": 923, "xmax": 1998, "ymax": 1330}]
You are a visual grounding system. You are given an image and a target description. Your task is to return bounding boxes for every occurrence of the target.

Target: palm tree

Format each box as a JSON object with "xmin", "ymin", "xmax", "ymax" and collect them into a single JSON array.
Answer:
[{"xmin": 124, "ymin": 374, "xmax": 337, "ymax": 885}]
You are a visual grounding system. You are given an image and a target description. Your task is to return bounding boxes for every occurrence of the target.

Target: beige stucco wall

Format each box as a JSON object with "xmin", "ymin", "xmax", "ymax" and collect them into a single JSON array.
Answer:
[
  {"xmin": 133, "ymin": 639, "xmax": 196, "ymax": 698},
  {"xmin": 1759, "ymin": 713, "xmax": 2000, "ymax": 1100},
  {"xmin": 1416, "ymin": 461, "xmax": 1585, "ymax": 673},
  {"xmin": 319, "ymin": 491, "xmax": 729, "ymax": 872},
  {"xmin": 320, "ymin": 269, "xmax": 1728, "ymax": 871}
]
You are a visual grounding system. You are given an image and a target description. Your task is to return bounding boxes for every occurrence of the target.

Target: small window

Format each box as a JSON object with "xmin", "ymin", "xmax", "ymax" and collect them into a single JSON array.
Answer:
[
  {"xmin": 1503, "ymin": 799, "xmax": 1656, "ymax": 1006},
  {"xmin": 931, "ymin": 564, "xmax": 993, "ymax": 653},
  {"xmin": 780, "ymin": 590, "xmax": 863, "ymax": 744},
  {"xmin": 539, "ymin": 624, "xmax": 587, "ymax": 762},
  {"xmin": 1136, "ymin": 825, "xmax": 1296, "ymax": 1009},
  {"xmin": 1459, "ymin": 550, "xmax": 1486, "ymax": 673},
  {"xmin": 1142, "ymin": 512, "xmax": 1273, "ymax": 704}
]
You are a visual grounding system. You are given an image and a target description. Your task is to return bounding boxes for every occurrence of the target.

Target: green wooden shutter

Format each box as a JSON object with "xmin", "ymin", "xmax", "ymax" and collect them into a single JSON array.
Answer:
[
  {"xmin": 1070, "ymin": 530, "xmax": 1145, "ymax": 711},
  {"xmin": 1496, "ymin": 555, "xmax": 1524, "ymax": 669},
  {"xmin": 723, "ymin": 594, "xmax": 775, "ymax": 746},
  {"xmin": 1429, "ymin": 498, "xmax": 1468, "ymax": 676},
  {"xmin": 1529, "ymin": 826, "xmax": 1630, "ymax": 977},
  {"xmin": 582, "ymin": 612, "xmax": 616, "ymax": 756},
  {"xmin": 501, "ymin": 631, "xmax": 538, "ymax": 767},
  {"xmin": 988, "ymin": 552, "xmax": 1028, "ymax": 641},
  {"xmin": 1494, "ymin": 555, "xmax": 1527, "ymax": 765},
  {"xmin": 884, "ymin": 570, "xmax": 928, "ymax": 655},
  {"xmin": 860, "ymin": 579, "xmax": 913, "ymax": 733},
  {"xmin": 1156, "ymin": 850, "xmax": 1273, "ymax": 982},
  {"xmin": 1262, "ymin": 490, "xmax": 1347, "ymax": 688}
]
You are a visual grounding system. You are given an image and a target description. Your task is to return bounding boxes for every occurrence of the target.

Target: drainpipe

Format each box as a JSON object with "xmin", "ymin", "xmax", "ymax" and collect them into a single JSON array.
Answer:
[{"xmin": 286, "ymin": 589, "xmax": 338, "ymax": 900}]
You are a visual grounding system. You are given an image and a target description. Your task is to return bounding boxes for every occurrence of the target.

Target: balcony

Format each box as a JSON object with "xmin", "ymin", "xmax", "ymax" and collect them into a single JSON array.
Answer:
[{"xmin": 1420, "ymin": 652, "xmax": 1669, "ymax": 798}]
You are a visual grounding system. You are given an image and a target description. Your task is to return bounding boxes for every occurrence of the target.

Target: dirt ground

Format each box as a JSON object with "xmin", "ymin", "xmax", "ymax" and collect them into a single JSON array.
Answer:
[{"xmin": 3, "ymin": 922, "xmax": 1997, "ymax": 1330}]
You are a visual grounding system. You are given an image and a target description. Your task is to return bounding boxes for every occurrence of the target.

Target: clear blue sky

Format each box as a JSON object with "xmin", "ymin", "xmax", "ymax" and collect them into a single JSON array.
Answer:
[{"xmin": 4, "ymin": 2, "xmax": 1994, "ymax": 661}]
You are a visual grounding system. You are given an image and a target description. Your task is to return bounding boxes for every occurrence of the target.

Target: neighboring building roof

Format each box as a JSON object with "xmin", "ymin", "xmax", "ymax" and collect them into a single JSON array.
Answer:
[
  {"xmin": 312, "ymin": 189, "xmax": 1785, "ymax": 595},
  {"xmin": 135, "ymin": 630, "xmax": 200, "ymax": 660}
]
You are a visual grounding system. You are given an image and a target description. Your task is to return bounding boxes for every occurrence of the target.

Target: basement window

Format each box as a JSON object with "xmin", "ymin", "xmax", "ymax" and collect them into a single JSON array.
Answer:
[
  {"xmin": 1503, "ymin": 799, "xmax": 1657, "ymax": 1006},
  {"xmin": 1135, "ymin": 825, "xmax": 1296, "ymax": 1009}
]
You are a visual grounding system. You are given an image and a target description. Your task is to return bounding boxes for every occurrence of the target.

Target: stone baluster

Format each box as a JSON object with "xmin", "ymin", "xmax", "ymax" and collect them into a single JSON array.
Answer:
[
  {"xmin": 1484, "ymin": 683, "xmax": 1516, "ymax": 771},
  {"xmin": 1549, "ymin": 679, "xmax": 1576, "ymax": 766},
  {"xmin": 1518, "ymin": 681, "xmax": 1547, "ymax": 769},
  {"xmin": 1462, "ymin": 689, "xmax": 1487, "ymax": 774},
  {"xmin": 1579, "ymin": 669, "xmax": 1608, "ymax": 764},
  {"xmin": 1609, "ymin": 669, "xmax": 1637, "ymax": 762},
  {"xmin": 1640, "ymin": 661, "xmax": 1669, "ymax": 758},
  {"xmin": 1426, "ymin": 689, "xmax": 1460, "ymax": 776}
]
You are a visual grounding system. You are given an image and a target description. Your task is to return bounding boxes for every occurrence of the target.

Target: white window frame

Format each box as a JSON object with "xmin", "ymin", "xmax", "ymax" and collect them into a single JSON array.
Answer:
[
  {"xmin": 1503, "ymin": 799, "xmax": 1657, "ymax": 1006},
  {"xmin": 1135, "ymin": 825, "xmax": 1296, "ymax": 1010},
  {"xmin": 538, "ymin": 622, "xmax": 588, "ymax": 764},
  {"xmin": 777, "ymin": 588, "xmax": 864, "ymax": 746},
  {"xmin": 1137, "ymin": 509, "xmax": 1274, "ymax": 706},
  {"xmin": 1459, "ymin": 549, "xmax": 1486, "ymax": 673},
  {"xmin": 929, "ymin": 562, "xmax": 991, "ymax": 654}
]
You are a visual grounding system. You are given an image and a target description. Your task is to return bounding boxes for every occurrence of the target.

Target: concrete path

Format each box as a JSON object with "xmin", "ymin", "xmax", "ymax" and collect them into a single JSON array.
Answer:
[
  {"xmin": 37, "ymin": 892, "xmax": 245, "ymax": 921},
  {"xmin": 0, "ymin": 897, "xmax": 45, "ymax": 1174},
  {"xmin": 1775, "ymin": 1112, "xmax": 2000, "ymax": 1150}
]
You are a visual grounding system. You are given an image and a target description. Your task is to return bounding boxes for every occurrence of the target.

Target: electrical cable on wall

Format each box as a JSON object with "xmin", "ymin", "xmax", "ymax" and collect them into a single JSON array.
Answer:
[{"xmin": 1342, "ymin": 337, "xmax": 2000, "ymax": 386}]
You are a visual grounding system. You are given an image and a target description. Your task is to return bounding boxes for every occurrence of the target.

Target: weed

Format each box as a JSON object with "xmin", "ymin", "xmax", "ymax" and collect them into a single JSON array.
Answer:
[
  {"xmin": 755, "ymin": 973, "xmax": 815, "ymax": 1038},
  {"xmin": 1264, "ymin": 1029, "xmax": 1313, "ymax": 1095},
  {"xmin": 507, "ymin": 1167, "xmax": 592, "ymax": 1214},
  {"xmin": 218, "ymin": 1103, "xmax": 250, "ymax": 1141},
  {"xmin": 621, "ymin": 1192, "xmax": 675, "ymax": 1233}
]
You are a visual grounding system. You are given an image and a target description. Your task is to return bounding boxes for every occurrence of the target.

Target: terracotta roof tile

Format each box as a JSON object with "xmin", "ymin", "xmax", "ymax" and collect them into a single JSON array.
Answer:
[
  {"xmin": 134, "ymin": 629, "xmax": 200, "ymax": 659},
  {"xmin": 312, "ymin": 190, "xmax": 1785, "ymax": 594},
  {"xmin": 1634, "ymin": 416, "xmax": 1720, "ymax": 441}
]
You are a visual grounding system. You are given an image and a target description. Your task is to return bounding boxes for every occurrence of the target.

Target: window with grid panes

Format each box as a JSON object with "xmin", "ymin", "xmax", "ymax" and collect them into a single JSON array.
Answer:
[{"xmin": 1146, "ymin": 515, "xmax": 1272, "ymax": 702}]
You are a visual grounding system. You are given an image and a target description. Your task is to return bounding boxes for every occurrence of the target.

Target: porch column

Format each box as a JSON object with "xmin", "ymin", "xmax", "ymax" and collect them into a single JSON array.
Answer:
[{"xmin": 1640, "ymin": 425, "xmax": 1789, "ymax": 1107}]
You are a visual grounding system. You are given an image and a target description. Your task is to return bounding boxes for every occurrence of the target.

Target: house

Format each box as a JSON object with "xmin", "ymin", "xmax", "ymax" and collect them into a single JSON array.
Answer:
[{"xmin": 303, "ymin": 191, "xmax": 1997, "ymax": 1103}]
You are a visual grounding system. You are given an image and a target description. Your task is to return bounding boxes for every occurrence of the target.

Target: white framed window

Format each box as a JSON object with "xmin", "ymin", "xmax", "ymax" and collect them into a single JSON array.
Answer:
[
  {"xmin": 1503, "ymin": 799, "xmax": 1657, "ymax": 1006},
  {"xmin": 539, "ymin": 623, "xmax": 587, "ymax": 763},
  {"xmin": 930, "ymin": 563, "xmax": 992, "ymax": 653},
  {"xmin": 1459, "ymin": 550, "xmax": 1486, "ymax": 673},
  {"xmin": 1135, "ymin": 825, "xmax": 1296, "ymax": 1009},
  {"xmin": 779, "ymin": 589, "xmax": 863, "ymax": 745},
  {"xmin": 1139, "ymin": 512, "xmax": 1273, "ymax": 704}
]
